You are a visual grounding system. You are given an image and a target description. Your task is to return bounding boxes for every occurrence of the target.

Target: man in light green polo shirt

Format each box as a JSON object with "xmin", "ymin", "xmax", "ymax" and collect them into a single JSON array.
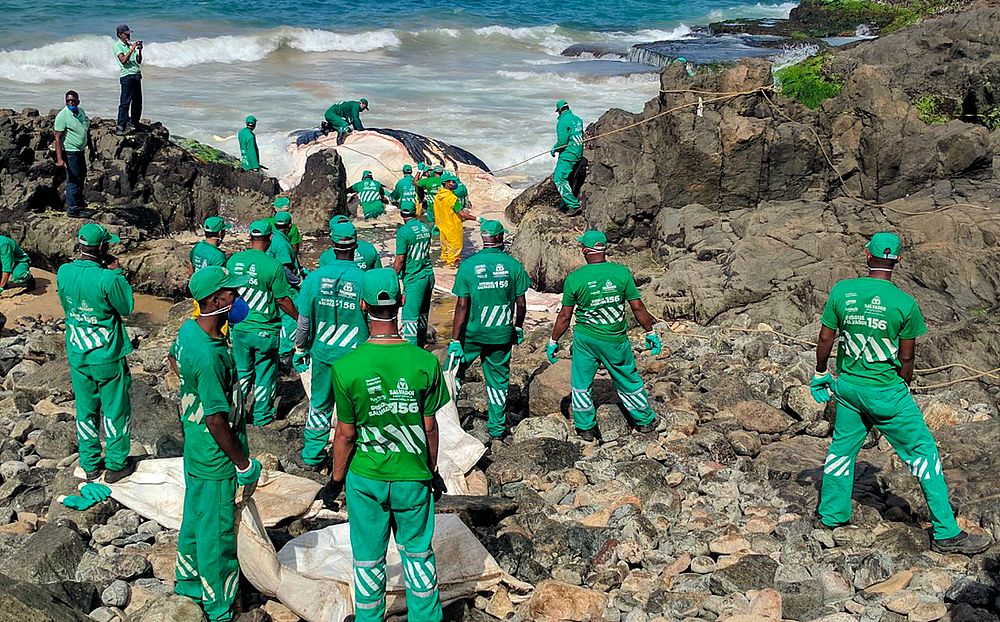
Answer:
[
  {"xmin": 114, "ymin": 24, "xmax": 143, "ymax": 136},
  {"xmin": 53, "ymin": 90, "xmax": 91, "ymax": 218}
]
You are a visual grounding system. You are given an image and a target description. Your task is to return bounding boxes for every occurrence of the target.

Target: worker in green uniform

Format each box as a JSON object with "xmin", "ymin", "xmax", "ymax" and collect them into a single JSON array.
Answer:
[
  {"xmin": 169, "ymin": 266, "xmax": 262, "ymax": 622},
  {"xmin": 268, "ymin": 197, "xmax": 302, "ymax": 256},
  {"xmin": 391, "ymin": 164, "xmax": 419, "ymax": 216},
  {"xmin": 225, "ymin": 220, "xmax": 298, "ymax": 427},
  {"xmin": 449, "ymin": 220, "xmax": 530, "ymax": 440},
  {"xmin": 0, "ymin": 234, "xmax": 34, "ymax": 294},
  {"xmin": 238, "ymin": 116, "xmax": 264, "ymax": 172},
  {"xmin": 416, "ymin": 164, "xmax": 443, "ymax": 228},
  {"xmin": 56, "ymin": 223, "xmax": 136, "ymax": 482},
  {"xmin": 392, "ymin": 201, "xmax": 434, "ymax": 346},
  {"xmin": 329, "ymin": 268, "xmax": 448, "ymax": 622},
  {"xmin": 348, "ymin": 170, "xmax": 388, "ymax": 219},
  {"xmin": 323, "ymin": 98, "xmax": 368, "ymax": 145},
  {"xmin": 269, "ymin": 211, "xmax": 304, "ymax": 368},
  {"xmin": 549, "ymin": 100, "xmax": 584, "ymax": 214},
  {"xmin": 548, "ymin": 231, "xmax": 661, "ymax": 442},
  {"xmin": 294, "ymin": 221, "xmax": 369, "ymax": 469},
  {"xmin": 811, "ymin": 232, "xmax": 990, "ymax": 555},
  {"xmin": 189, "ymin": 216, "xmax": 231, "ymax": 276},
  {"xmin": 321, "ymin": 215, "xmax": 382, "ymax": 271}
]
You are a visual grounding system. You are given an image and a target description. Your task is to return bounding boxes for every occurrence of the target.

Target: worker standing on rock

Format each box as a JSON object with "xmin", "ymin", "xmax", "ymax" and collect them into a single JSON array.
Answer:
[
  {"xmin": 449, "ymin": 220, "xmax": 530, "ymax": 440},
  {"xmin": 269, "ymin": 212, "xmax": 305, "ymax": 369},
  {"xmin": 0, "ymin": 234, "xmax": 34, "ymax": 294},
  {"xmin": 416, "ymin": 164, "xmax": 443, "ymax": 229},
  {"xmin": 322, "ymin": 215, "xmax": 382, "ymax": 271},
  {"xmin": 169, "ymin": 266, "xmax": 261, "ymax": 622},
  {"xmin": 57, "ymin": 224, "xmax": 136, "ymax": 482},
  {"xmin": 434, "ymin": 177, "xmax": 477, "ymax": 269},
  {"xmin": 392, "ymin": 201, "xmax": 434, "ymax": 346},
  {"xmin": 391, "ymin": 164, "xmax": 419, "ymax": 215},
  {"xmin": 550, "ymin": 100, "xmax": 584, "ymax": 214},
  {"xmin": 53, "ymin": 90, "xmax": 91, "ymax": 218},
  {"xmin": 547, "ymin": 230, "xmax": 661, "ymax": 442},
  {"xmin": 114, "ymin": 24, "xmax": 143, "ymax": 136},
  {"xmin": 268, "ymin": 198, "xmax": 301, "ymax": 255},
  {"xmin": 348, "ymin": 170, "xmax": 388, "ymax": 219},
  {"xmin": 189, "ymin": 216, "xmax": 231, "ymax": 275},
  {"xmin": 811, "ymin": 232, "xmax": 991, "ymax": 555},
  {"xmin": 294, "ymin": 221, "xmax": 368, "ymax": 470},
  {"xmin": 329, "ymin": 268, "xmax": 448, "ymax": 622},
  {"xmin": 323, "ymin": 98, "xmax": 368, "ymax": 145},
  {"xmin": 225, "ymin": 220, "xmax": 298, "ymax": 427},
  {"xmin": 238, "ymin": 116, "xmax": 263, "ymax": 172}
]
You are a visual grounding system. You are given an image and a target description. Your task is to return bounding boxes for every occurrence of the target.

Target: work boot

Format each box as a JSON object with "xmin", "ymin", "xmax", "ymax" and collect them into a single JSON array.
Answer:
[
  {"xmin": 930, "ymin": 531, "xmax": 992, "ymax": 556},
  {"xmin": 813, "ymin": 516, "xmax": 848, "ymax": 531},
  {"xmin": 115, "ymin": 126, "xmax": 127, "ymax": 136},
  {"xmin": 83, "ymin": 466, "xmax": 104, "ymax": 481},
  {"xmin": 635, "ymin": 419, "xmax": 658, "ymax": 434},
  {"xmin": 104, "ymin": 460, "xmax": 136, "ymax": 484},
  {"xmin": 576, "ymin": 427, "xmax": 597, "ymax": 443},
  {"xmin": 23, "ymin": 275, "xmax": 36, "ymax": 292}
]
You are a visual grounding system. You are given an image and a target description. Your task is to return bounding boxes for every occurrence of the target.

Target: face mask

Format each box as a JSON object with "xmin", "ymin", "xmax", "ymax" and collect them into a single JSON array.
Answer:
[
  {"xmin": 201, "ymin": 296, "xmax": 250, "ymax": 325},
  {"xmin": 67, "ymin": 105, "xmax": 79, "ymax": 113}
]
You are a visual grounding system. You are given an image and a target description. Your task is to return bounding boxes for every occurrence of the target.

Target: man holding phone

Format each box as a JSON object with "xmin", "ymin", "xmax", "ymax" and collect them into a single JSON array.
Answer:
[{"xmin": 114, "ymin": 24, "xmax": 143, "ymax": 136}]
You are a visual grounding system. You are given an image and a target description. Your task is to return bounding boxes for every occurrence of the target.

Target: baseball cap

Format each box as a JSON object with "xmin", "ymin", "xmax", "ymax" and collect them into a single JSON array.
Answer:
[
  {"xmin": 400, "ymin": 202, "xmax": 418, "ymax": 216},
  {"xmin": 360, "ymin": 98, "xmax": 369, "ymax": 107},
  {"xmin": 274, "ymin": 212, "xmax": 293, "ymax": 227},
  {"xmin": 329, "ymin": 214, "xmax": 350, "ymax": 226},
  {"xmin": 249, "ymin": 219, "xmax": 272, "ymax": 236},
  {"xmin": 245, "ymin": 115, "xmax": 257, "ymax": 125},
  {"xmin": 417, "ymin": 162, "xmax": 428, "ymax": 172},
  {"xmin": 362, "ymin": 170, "xmax": 373, "ymax": 179},
  {"xmin": 402, "ymin": 164, "xmax": 412, "ymax": 174},
  {"xmin": 867, "ymin": 232, "xmax": 901, "ymax": 260},
  {"xmin": 116, "ymin": 24, "xmax": 132, "ymax": 35},
  {"xmin": 361, "ymin": 268, "xmax": 401, "ymax": 306},
  {"xmin": 330, "ymin": 221, "xmax": 358, "ymax": 245},
  {"xmin": 578, "ymin": 230, "xmax": 607, "ymax": 251},
  {"xmin": 433, "ymin": 165, "xmax": 443, "ymax": 174},
  {"xmin": 555, "ymin": 99, "xmax": 568, "ymax": 111},
  {"xmin": 273, "ymin": 197, "xmax": 290, "ymax": 210},
  {"xmin": 77, "ymin": 223, "xmax": 120, "ymax": 246},
  {"xmin": 203, "ymin": 216, "xmax": 231, "ymax": 234},
  {"xmin": 480, "ymin": 219, "xmax": 506, "ymax": 237},
  {"xmin": 189, "ymin": 266, "xmax": 248, "ymax": 301}
]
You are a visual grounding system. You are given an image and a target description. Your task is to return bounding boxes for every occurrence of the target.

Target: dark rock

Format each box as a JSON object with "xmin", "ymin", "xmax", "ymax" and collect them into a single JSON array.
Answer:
[
  {"xmin": 486, "ymin": 438, "xmax": 581, "ymax": 484},
  {"xmin": 708, "ymin": 554, "xmax": 778, "ymax": 595},
  {"xmin": 34, "ymin": 420, "xmax": 76, "ymax": 459},
  {"xmin": 850, "ymin": 551, "xmax": 894, "ymax": 590},
  {"xmin": 0, "ymin": 576, "xmax": 96, "ymax": 622},
  {"xmin": 287, "ymin": 149, "xmax": 348, "ymax": 235},
  {"xmin": 777, "ymin": 579, "xmax": 827, "ymax": 621},
  {"xmin": 0, "ymin": 521, "xmax": 86, "ymax": 583},
  {"xmin": 945, "ymin": 577, "xmax": 995, "ymax": 608},
  {"xmin": 129, "ymin": 378, "xmax": 183, "ymax": 458},
  {"xmin": 435, "ymin": 495, "xmax": 519, "ymax": 527}
]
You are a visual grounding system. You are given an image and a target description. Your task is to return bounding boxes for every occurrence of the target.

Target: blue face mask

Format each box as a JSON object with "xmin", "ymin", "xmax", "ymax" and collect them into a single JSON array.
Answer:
[
  {"xmin": 227, "ymin": 297, "xmax": 250, "ymax": 325},
  {"xmin": 67, "ymin": 105, "xmax": 79, "ymax": 113}
]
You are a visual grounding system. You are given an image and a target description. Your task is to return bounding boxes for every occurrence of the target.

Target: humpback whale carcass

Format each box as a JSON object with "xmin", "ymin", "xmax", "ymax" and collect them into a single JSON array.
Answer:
[{"xmin": 283, "ymin": 128, "xmax": 518, "ymax": 217}]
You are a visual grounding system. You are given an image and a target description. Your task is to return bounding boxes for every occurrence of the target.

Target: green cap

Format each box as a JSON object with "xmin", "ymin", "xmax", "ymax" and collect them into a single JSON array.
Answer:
[
  {"xmin": 189, "ymin": 266, "xmax": 248, "ymax": 301},
  {"xmin": 480, "ymin": 219, "xmax": 506, "ymax": 237},
  {"xmin": 249, "ymin": 219, "xmax": 272, "ymax": 237},
  {"xmin": 245, "ymin": 115, "xmax": 257, "ymax": 125},
  {"xmin": 400, "ymin": 202, "xmax": 418, "ymax": 216},
  {"xmin": 417, "ymin": 162, "xmax": 428, "ymax": 172},
  {"xmin": 433, "ymin": 165, "xmax": 443, "ymax": 174},
  {"xmin": 330, "ymin": 221, "xmax": 358, "ymax": 245},
  {"xmin": 440, "ymin": 171, "xmax": 458, "ymax": 182},
  {"xmin": 578, "ymin": 230, "xmax": 607, "ymax": 251},
  {"xmin": 361, "ymin": 268, "xmax": 401, "ymax": 306},
  {"xmin": 360, "ymin": 98, "xmax": 368, "ymax": 107},
  {"xmin": 454, "ymin": 183, "xmax": 468, "ymax": 199},
  {"xmin": 867, "ymin": 232, "xmax": 901, "ymax": 260},
  {"xmin": 402, "ymin": 164, "xmax": 412, "ymax": 174},
  {"xmin": 274, "ymin": 211, "xmax": 292, "ymax": 226},
  {"xmin": 77, "ymin": 223, "xmax": 120, "ymax": 246},
  {"xmin": 362, "ymin": 170, "xmax": 373, "ymax": 179},
  {"xmin": 556, "ymin": 99, "xmax": 568, "ymax": 111},
  {"xmin": 273, "ymin": 197, "xmax": 290, "ymax": 210},
  {"xmin": 203, "ymin": 216, "xmax": 231, "ymax": 234},
  {"xmin": 329, "ymin": 214, "xmax": 350, "ymax": 226}
]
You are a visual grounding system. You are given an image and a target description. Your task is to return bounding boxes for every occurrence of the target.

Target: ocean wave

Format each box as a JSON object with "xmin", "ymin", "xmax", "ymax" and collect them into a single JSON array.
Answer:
[
  {"xmin": 472, "ymin": 24, "xmax": 574, "ymax": 55},
  {"xmin": 0, "ymin": 37, "xmax": 118, "ymax": 83},
  {"xmin": 707, "ymin": 1, "xmax": 798, "ymax": 21},
  {"xmin": 497, "ymin": 69, "xmax": 657, "ymax": 87},
  {"xmin": 600, "ymin": 25, "xmax": 696, "ymax": 44}
]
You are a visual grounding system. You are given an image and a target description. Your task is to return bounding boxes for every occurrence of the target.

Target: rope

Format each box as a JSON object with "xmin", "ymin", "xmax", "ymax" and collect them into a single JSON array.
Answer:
[{"xmin": 335, "ymin": 144, "xmax": 402, "ymax": 181}]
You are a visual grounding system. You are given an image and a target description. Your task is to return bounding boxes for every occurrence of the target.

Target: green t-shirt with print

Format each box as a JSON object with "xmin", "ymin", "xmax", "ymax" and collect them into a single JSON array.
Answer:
[
  {"xmin": 333, "ymin": 342, "xmax": 451, "ymax": 482},
  {"xmin": 56, "ymin": 259, "xmax": 134, "ymax": 366},
  {"xmin": 225, "ymin": 249, "xmax": 292, "ymax": 334},
  {"xmin": 820, "ymin": 277, "xmax": 928, "ymax": 387},
  {"xmin": 297, "ymin": 259, "xmax": 369, "ymax": 364},
  {"xmin": 395, "ymin": 219, "xmax": 433, "ymax": 282},
  {"xmin": 562, "ymin": 261, "xmax": 640, "ymax": 342},
  {"xmin": 319, "ymin": 240, "xmax": 381, "ymax": 271},
  {"xmin": 171, "ymin": 319, "xmax": 247, "ymax": 480},
  {"xmin": 351, "ymin": 179, "xmax": 385, "ymax": 218},
  {"xmin": 266, "ymin": 218, "xmax": 301, "ymax": 245},
  {"xmin": 190, "ymin": 240, "xmax": 227, "ymax": 273},
  {"xmin": 453, "ymin": 248, "xmax": 530, "ymax": 345},
  {"xmin": 267, "ymin": 229, "xmax": 300, "ymax": 273}
]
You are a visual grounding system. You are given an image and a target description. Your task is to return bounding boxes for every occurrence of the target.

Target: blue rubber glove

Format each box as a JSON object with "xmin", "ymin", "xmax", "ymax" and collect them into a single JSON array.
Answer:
[
  {"xmin": 80, "ymin": 482, "xmax": 112, "ymax": 501},
  {"xmin": 546, "ymin": 339, "xmax": 559, "ymax": 364},
  {"xmin": 515, "ymin": 327, "xmax": 525, "ymax": 345},
  {"xmin": 447, "ymin": 340, "xmax": 464, "ymax": 370},
  {"xmin": 236, "ymin": 458, "xmax": 262, "ymax": 487},
  {"xmin": 644, "ymin": 332, "xmax": 662, "ymax": 355},
  {"xmin": 293, "ymin": 350, "xmax": 311, "ymax": 373},
  {"xmin": 810, "ymin": 372, "xmax": 835, "ymax": 404}
]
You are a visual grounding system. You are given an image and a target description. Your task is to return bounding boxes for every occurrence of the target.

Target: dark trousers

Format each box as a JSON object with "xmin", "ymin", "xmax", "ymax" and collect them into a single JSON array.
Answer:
[
  {"xmin": 65, "ymin": 151, "xmax": 87, "ymax": 212},
  {"xmin": 117, "ymin": 75, "xmax": 143, "ymax": 129}
]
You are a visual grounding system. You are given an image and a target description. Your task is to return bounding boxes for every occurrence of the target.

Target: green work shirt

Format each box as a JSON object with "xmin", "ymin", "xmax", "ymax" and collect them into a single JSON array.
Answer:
[
  {"xmin": 237, "ymin": 127, "xmax": 260, "ymax": 171},
  {"xmin": 562, "ymin": 261, "xmax": 640, "ymax": 342},
  {"xmin": 391, "ymin": 175, "xmax": 418, "ymax": 212},
  {"xmin": 56, "ymin": 259, "xmax": 134, "ymax": 366},
  {"xmin": 0, "ymin": 235, "xmax": 30, "ymax": 275},
  {"xmin": 54, "ymin": 107, "xmax": 90, "ymax": 152},
  {"xmin": 114, "ymin": 40, "xmax": 142, "ymax": 77},
  {"xmin": 319, "ymin": 240, "xmax": 381, "ymax": 271},
  {"xmin": 297, "ymin": 260, "xmax": 369, "ymax": 364},
  {"xmin": 333, "ymin": 341, "xmax": 451, "ymax": 482},
  {"xmin": 225, "ymin": 249, "xmax": 292, "ymax": 334},
  {"xmin": 351, "ymin": 179, "xmax": 385, "ymax": 218},
  {"xmin": 553, "ymin": 109, "xmax": 584, "ymax": 159},
  {"xmin": 171, "ymin": 320, "xmax": 247, "ymax": 480},
  {"xmin": 395, "ymin": 219, "xmax": 432, "ymax": 282},
  {"xmin": 266, "ymin": 218, "xmax": 301, "ymax": 245},
  {"xmin": 267, "ymin": 230, "xmax": 300, "ymax": 274},
  {"xmin": 820, "ymin": 277, "xmax": 928, "ymax": 387},
  {"xmin": 190, "ymin": 240, "xmax": 226, "ymax": 273},
  {"xmin": 325, "ymin": 100, "xmax": 365, "ymax": 130},
  {"xmin": 453, "ymin": 248, "xmax": 530, "ymax": 345},
  {"xmin": 416, "ymin": 174, "xmax": 441, "ymax": 206}
]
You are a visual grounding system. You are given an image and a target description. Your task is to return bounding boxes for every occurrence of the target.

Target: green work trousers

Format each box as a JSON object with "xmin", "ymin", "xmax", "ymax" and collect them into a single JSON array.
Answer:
[
  {"xmin": 9, "ymin": 260, "xmax": 30, "ymax": 285},
  {"xmin": 231, "ymin": 329, "xmax": 279, "ymax": 426},
  {"xmin": 570, "ymin": 331, "xmax": 655, "ymax": 432},
  {"xmin": 70, "ymin": 357, "xmax": 132, "ymax": 472},
  {"xmin": 175, "ymin": 473, "xmax": 240, "ymax": 622},
  {"xmin": 324, "ymin": 113, "xmax": 351, "ymax": 135},
  {"xmin": 302, "ymin": 358, "xmax": 335, "ymax": 466},
  {"xmin": 279, "ymin": 293, "xmax": 298, "ymax": 361},
  {"xmin": 459, "ymin": 341, "xmax": 512, "ymax": 438},
  {"xmin": 553, "ymin": 153, "xmax": 580, "ymax": 211},
  {"xmin": 819, "ymin": 377, "xmax": 960, "ymax": 540},
  {"xmin": 425, "ymin": 196, "xmax": 436, "ymax": 226},
  {"xmin": 401, "ymin": 273, "xmax": 434, "ymax": 347},
  {"xmin": 346, "ymin": 472, "xmax": 442, "ymax": 622}
]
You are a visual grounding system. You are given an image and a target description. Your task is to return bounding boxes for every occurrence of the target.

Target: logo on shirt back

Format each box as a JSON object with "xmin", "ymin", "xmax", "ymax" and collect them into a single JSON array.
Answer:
[
  {"xmin": 475, "ymin": 264, "xmax": 488, "ymax": 278},
  {"xmin": 603, "ymin": 280, "xmax": 616, "ymax": 292},
  {"xmin": 365, "ymin": 377, "xmax": 382, "ymax": 398},
  {"xmin": 390, "ymin": 378, "xmax": 415, "ymax": 400},
  {"xmin": 865, "ymin": 296, "xmax": 886, "ymax": 314},
  {"xmin": 493, "ymin": 263, "xmax": 508, "ymax": 277},
  {"xmin": 248, "ymin": 264, "xmax": 257, "ymax": 277}
]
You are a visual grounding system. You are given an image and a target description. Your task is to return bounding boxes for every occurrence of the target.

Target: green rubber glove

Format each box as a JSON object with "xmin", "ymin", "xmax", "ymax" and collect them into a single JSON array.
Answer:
[
  {"xmin": 447, "ymin": 340, "xmax": 464, "ymax": 370},
  {"xmin": 515, "ymin": 327, "xmax": 525, "ymax": 345},
  {"xmin": 549, "ymin": 149, "xmax": 556, "ymax": 157},
  {"xmin": 810, "ymin": 372, "xmax": 835, "ymax": 404},
  {"xmin": 293, "ymin": 350, "xmax": 311, "ymax": 373},
  {"xmin": 80, "ymin": 482, "xmax": 112, "ymax": 501},
  {"xmin": 236, "ymin": 458, "xmax": 262, "ymax": 487},
  {"xmin": 60, "ymin": 495, "xmax": 100, "ymax": 511},
  {"xmin": 644, "ymin": 332, "xmax": 662, "ymax": 355},
  {"xmin": 546, "ymin": 339, "xmax": 559, "ymax": 364}
]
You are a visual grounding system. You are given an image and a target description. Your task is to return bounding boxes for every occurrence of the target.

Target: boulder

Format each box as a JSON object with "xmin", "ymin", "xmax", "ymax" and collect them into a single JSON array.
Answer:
[
  {"xmin": 726, "ymin": 400, "xmax": 792, "ymax": 435},
  {"xmin": 131, "ymin": 594, "xmax": 207, "ymax": 622},
  {"xmin": 0, "ymin": 521, "xmax": 86, "ymax": 583},
  {"xmin": 0, "ymin": 576, "xmax": 96, "ymax": 622},
  {"xmin": 524, "ymin": 580, "xmax": 609, "ymax": 622},
  {"xmin": 709, "ymin": 555, "xmax": 778, "ymax": 595},
  {"xmin": 487, "ymin": 438, "xmax": 581, "ymax": 485}
]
